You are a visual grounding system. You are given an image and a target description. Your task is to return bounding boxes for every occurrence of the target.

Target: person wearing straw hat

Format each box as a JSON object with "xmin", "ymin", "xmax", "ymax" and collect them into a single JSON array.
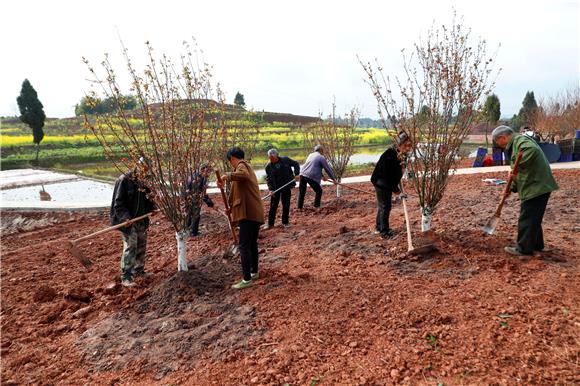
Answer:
[
  {"xmin": 263, "ymin": 148, "xmax": 300, "ymax": 230},
  {"xmin": 370, "ymin": 131, "xmax": 413, "ymax": 239}
]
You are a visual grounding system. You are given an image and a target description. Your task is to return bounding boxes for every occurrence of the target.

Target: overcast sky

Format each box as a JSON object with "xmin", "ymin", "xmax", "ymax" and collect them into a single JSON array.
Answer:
[{"xmin": 1, "ymin": 0, "xmax": 578, "ymax": 120}]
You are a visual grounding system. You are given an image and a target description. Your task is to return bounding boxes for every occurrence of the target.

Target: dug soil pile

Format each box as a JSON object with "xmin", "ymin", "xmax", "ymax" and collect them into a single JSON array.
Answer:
[{"xmin": 1, "ymin": 170, "xmax": 578, "ymax": 385}]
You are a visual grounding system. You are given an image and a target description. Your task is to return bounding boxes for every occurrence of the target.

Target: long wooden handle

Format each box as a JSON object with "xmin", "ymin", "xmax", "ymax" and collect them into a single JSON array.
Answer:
[
  {"xmin": 399, "ymin": 184, "xmax": 415, "ymax": 251},
  {"xmin": 72, "ymin": 212, "xmax": 154, "ymax": 243},
  {"xmin": 494, "ymin": 151, "xmax": 523, "ymax": 216},
  {"xmin": 335, "ymin": 181, "xmax": 374, "ymax": 196},
  {"xmin": 215, "ymin": 170, "xmax": 238, "ymax": 243},
  {"xmin": 262, "ymin": 178, "xmax": 296, "ymax": 200}
]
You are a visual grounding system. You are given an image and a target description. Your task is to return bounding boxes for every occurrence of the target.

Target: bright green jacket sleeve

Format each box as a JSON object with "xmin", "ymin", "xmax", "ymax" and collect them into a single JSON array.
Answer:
[{"xmin": 507, "ymin": 134, "xmax": 559, "ymax": 202}]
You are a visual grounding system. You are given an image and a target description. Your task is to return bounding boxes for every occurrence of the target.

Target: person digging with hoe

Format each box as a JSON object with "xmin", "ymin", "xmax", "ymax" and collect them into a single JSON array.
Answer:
[
  {"xmin": 110, "ymin": 157, "xmax": 157, "ymax": 287},
  {"xmin": 263, "ymin": 148, "xmax": 300, "ymax": 230},
  {"xmin": 491, "ymin": 125, "xmax": 558, "ymax": 256},
  {"xmin": 371, "ymin": 131, "xmax": 413, "ymax": 239},
  {"xmin": 217, "ymin": 147, "xmax": 265, "ymax": 290},
  {"xmin": 297, "ymin": 144, "xmax": 336, "ymax": 209}
]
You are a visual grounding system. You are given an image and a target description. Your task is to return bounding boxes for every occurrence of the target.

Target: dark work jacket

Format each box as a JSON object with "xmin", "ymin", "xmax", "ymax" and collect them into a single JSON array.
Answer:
[
  {"xmin": 371, "ymin": 147, "xmax": 403, "ymax": 193},
  {"xmin": 265, "ymin": 156, "xmax": 300, "ymax": 192},
  {"xmin": 185, "ymin": 172, "xmax": 214, "ymax": 207},
  {"xmin": 110, "ymin": 171, "xmax": 156, "ymax": 234}
]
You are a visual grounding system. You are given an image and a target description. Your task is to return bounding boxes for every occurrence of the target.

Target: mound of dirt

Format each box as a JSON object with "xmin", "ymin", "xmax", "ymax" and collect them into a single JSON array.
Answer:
[
  {"xmin": 33, "ymin": 285, "xmax": 58, "ymax": 303},
  {"xmin": 0, "ymin": 212, "xmax": 76, "ymax": 235},
  {"xmin": 76, "ymin": 258, "xmax": 262, "ymax": 379}
]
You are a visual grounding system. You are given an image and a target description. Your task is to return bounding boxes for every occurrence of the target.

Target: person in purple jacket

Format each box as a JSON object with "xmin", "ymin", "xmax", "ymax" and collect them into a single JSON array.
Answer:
[{"xmin": 297, "ymin": 144, "xmax": 336, "ymax": 209}]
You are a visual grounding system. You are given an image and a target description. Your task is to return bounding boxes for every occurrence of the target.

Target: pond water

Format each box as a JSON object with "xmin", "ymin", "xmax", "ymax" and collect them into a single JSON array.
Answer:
[
  {"xmin": 4, "ymin": 144, "xmax": 480, "ymax": 203},
  {"xmin": 1, "ymin": 179, "xmax": 113, "ymax": 203},
  {"xmin": 64, "ymin": 144, "xmax": 481, "ymax": 181}
]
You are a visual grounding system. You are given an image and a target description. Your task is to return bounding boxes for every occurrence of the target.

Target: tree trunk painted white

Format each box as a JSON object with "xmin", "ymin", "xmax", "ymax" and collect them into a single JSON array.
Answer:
[
  {"xmin": 176, "ymin": 231, "xmax": 188, "ymax": 271},
  {"xmin": 336, "ymin": 183, "xmax": 342, "ymax": 198},
  {"xmin": 421, "ymin": 207, "xmax": 433, "ymax": 232}
]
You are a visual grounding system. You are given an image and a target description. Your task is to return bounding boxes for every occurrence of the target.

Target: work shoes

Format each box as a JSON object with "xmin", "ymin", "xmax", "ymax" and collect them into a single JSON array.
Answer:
[
  {"xmin": 251, "ymin": 271, "xmax": 260, "ymax": 280},
  {"xmin": 282, "ymin": 223, "xmax": 290, "ymax": 229},
  {"xmin": 261, "ymin": 224, "xmax": 272, "ymax": 230},
  {"xmin": 134, "ymin": 270, "xmax": 153, "ymax": 278},
  {"xmin": 504, "ymin": 246, "xmax": 525, "ymax": 256},
  {"xmin": 232, "ymin": 279, "xmax": 253, "ymax": 290},
  {"xmin": 121, "ymin": 275, "xmax": 136, "ymax": 287},
  {"xmin": 380, "ymin": 229, "xmax": 395, "ymax": 239}
]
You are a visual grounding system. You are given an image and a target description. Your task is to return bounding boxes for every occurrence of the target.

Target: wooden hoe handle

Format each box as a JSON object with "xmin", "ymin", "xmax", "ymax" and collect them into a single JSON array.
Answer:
[
  {"xmin": 215, "ymin": 170, "xmax": 238, "ymax": 243},
  {"xmin": 72, "ymin": 212, "xmax": 154, "ymax": 243},
  {"xmin": 494, "ymin": 151, "xmax": 524, "ymax": 216}
]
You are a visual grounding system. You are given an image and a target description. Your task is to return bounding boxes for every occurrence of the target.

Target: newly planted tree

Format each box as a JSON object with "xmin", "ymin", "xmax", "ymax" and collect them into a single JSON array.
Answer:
[
  {"xmin": 82, "ymin": 41, "xmax": 223, "ymax": 271},
  {"xmin": 361, "ymin": 13, "xmax": 497, "ymax": 231},
  {"xmin": 17, "ymin": 79, "xmax": 46, "ymax": 163},
  {"xmin": 304, "ymin": 102, "xmax": 359, "ymax": 197},
  {"xmin": 215, "ymin": 109, "xmax": 262, "ymax": 192}
]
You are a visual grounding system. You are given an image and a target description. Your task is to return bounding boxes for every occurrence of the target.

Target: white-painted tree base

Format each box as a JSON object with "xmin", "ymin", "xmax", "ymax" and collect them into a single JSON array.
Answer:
[
  {"xmin": 176, "ymin": 231, "xmax": 188, "ymax": 271},
  {"xmin": 421, "ymin": 208, "xmax": 433, "ymax": 232}
]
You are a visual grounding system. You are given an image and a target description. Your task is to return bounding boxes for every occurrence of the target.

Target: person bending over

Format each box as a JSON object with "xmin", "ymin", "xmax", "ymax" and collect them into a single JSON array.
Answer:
[{"xmin": 297, "ymin": 144, "xmax": 335, "ymax": 209}]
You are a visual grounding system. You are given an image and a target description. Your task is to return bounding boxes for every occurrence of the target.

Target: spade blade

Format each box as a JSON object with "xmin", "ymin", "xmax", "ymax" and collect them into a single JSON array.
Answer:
[{"xmin": 482, "ymin": 216, "xmax": 500, "ymax": 235}]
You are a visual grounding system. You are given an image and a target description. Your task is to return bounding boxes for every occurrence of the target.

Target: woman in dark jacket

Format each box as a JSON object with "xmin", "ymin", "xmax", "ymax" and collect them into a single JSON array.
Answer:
[{"xmin": 370, "ymin": 131, "xmax": 412, "ymax": 239}]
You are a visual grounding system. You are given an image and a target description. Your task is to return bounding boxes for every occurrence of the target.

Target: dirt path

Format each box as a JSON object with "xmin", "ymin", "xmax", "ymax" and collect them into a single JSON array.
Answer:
[{"xmin": 1, "ymin": 170, "xmax": 579, "ymax": 385}]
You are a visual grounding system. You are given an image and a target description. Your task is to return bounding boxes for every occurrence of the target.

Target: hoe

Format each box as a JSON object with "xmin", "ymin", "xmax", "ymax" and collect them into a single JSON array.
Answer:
[{"xmin": 69, "ymin": 212, "xmax": 154, "ymax": 267}]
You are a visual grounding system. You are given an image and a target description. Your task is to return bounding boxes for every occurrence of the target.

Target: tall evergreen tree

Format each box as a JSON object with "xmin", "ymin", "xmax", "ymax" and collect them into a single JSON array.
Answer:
[
  {"xmin": 517, "ymin": 91, "xmax": 538, "ymax": 128},
  {"xmin": 17, "ymin": 79, "xmax": 46, "ymax": 163},
  {"xmin": 233, "ymin": 92, "xmax": 246, "ymax": 108},
  {"xmin": 482, "ymin": 94, "xmax": 501, "ymax": 148}
]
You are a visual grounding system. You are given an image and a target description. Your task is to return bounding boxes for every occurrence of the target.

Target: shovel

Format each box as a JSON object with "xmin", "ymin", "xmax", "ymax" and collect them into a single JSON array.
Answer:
[
  {"xmin": 400, "ymin": 184, "xmax": 436, "ymax": 255},
  {"xmin": 69, "ymin": 212, "xmax": 155, "ymax": 267},
  {"xmin": 215, "ymin": 171, "xmax": 239, "ymax": 257},
  {"xmin": 483, "ymin": 150, "xmax": 524, "ymax": 235},
  {"xmin": 39, "ymin": 184, "xmax": 52, "ymax": 201}
]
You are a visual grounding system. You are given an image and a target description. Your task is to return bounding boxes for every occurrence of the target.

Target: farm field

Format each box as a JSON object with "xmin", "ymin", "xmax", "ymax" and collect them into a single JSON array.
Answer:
[
  {"xmin": 0, "ymin": 115, "xmax": 394, "ymax": 176},
  {"xmin": 1, "ymin": 116, "xmax": 486, "ymax": 181}
]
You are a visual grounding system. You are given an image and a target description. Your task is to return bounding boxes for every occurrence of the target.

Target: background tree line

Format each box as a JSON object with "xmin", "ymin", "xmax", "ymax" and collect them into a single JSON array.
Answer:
[{"xmin": 75, "ymin": 95, "xmax": 137, "ymax": 116}]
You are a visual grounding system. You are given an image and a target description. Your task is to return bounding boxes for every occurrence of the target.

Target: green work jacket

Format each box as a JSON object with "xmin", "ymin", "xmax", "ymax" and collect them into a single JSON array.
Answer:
[{"xmin": 507, "ymin": 134, "xmax": 558, "ymax": 202}]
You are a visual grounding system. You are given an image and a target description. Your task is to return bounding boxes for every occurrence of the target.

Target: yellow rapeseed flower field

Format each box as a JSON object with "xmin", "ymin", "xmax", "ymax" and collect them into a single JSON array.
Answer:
[{"xmin": 0, "ymin": 134, "xmax": 99, "ymax": 146}]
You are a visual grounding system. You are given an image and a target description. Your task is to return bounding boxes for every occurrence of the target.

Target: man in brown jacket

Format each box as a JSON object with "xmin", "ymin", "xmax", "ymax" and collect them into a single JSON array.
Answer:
[{"xmin": 218, "ymin": 147, "xmax": 265, "ymax": 289}]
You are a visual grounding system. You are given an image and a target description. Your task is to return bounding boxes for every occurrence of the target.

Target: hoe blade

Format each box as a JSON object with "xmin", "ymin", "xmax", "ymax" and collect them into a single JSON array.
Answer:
[{"xmin": 69, "ymin": 241, "xmax": 93, "ymax": 267}]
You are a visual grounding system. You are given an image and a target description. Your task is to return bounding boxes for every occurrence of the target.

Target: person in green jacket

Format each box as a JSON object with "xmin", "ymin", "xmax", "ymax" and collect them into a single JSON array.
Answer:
[{"xmin": 491, "ymin": 126, "xmax": 559, "ymax": 256}]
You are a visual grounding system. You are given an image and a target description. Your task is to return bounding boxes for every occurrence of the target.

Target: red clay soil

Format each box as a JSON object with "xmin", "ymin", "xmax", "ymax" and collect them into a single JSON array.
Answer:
[{"xmin": 1, "ymin": 170, "xmax": 579, "ymax": 385}]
